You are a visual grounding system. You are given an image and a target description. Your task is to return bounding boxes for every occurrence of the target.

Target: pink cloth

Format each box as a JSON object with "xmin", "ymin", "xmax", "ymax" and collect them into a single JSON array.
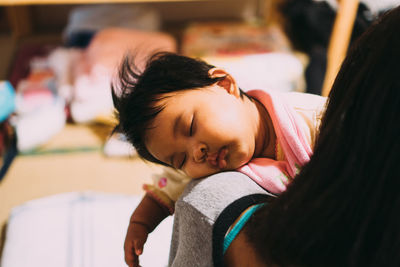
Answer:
[{"xmin": 238, "ymin": 90, "xmax": 313, "ymax": 194}]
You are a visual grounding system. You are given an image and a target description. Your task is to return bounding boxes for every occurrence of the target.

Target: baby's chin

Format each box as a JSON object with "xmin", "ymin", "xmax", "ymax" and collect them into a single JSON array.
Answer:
[{"xmin": 230, "ymin": 153, "xmax": 252, "ymax": 170}]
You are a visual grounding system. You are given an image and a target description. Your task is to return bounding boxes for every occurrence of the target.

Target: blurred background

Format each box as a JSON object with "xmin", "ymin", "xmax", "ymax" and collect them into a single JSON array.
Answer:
[{"xmin": 0, "ymin": 0, "xmax": 398, "ymax": 266}]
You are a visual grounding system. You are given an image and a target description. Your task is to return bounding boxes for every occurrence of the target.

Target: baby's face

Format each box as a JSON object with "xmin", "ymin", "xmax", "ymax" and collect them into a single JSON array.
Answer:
[{"xmin": 145, "ymin": 85, "xmax": 259, "ymax": 179}]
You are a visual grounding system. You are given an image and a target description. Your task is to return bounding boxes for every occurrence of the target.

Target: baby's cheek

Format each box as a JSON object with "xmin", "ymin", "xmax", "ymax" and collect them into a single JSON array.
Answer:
[{"xmin": 231, "ymin": 149, "xmax": 253, "ymax": 169}]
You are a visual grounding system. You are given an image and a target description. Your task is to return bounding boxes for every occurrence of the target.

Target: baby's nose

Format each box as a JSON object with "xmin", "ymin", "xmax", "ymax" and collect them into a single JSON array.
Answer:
[{"xmin": 193, "ymin": 143, "xmax": 207, "ymax": 163}]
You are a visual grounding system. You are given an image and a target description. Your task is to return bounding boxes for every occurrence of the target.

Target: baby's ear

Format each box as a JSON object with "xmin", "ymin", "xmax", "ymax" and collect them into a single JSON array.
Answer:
[
  {"xmin": 208, "ymin": 67, "xmax": 228, "ymax": 78},
  {"xmin": 208, "ymin": 68, "xmax": 240, "ymax": 98}
]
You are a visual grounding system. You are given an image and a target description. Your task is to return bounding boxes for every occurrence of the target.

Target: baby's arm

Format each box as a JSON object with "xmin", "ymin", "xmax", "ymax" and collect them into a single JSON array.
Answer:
[{"xmin": 124, "ymin": 193, "xmax": 170, "ymax": 267}]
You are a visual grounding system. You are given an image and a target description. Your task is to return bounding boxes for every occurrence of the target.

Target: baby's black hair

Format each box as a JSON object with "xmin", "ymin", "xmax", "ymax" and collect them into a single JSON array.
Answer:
[{"xmin": 112, "ymin": 52, "xmax": 247, "ymax": 165}]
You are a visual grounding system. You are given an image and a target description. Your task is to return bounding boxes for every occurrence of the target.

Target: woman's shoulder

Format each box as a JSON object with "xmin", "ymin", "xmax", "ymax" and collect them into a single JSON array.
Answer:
[{"xmin": 177, "ymin": 171, "xmax": 272, "ymax": 220}]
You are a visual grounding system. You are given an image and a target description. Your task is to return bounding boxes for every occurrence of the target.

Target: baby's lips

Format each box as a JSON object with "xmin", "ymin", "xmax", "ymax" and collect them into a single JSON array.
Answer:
[
  {"xmin": 207, "ymin": 157, "xmax": 218, "ymax": 167},
  {"xmin": 206, "ymin": 151, "xmax": 218, "ymax": 166},
  {"xmin": 207, "ymin": 152, "xmax": 218, "ymax": 161},
  {"xmin": 218, "ymin": 159, "xmax": 227, "ymax": 169},
  {"xmin": 207, "ymin": 147, "xmax": 228, "ymax": 168},
  {"xmin": 218, "ymin": 148, "xmax": 228, "ymax": 169}
]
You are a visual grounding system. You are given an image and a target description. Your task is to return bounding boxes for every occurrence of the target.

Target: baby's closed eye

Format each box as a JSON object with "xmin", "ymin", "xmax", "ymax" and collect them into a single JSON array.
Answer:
[
  {"xmin": 187, "ymin": 113, "xmax": 196, "ymax": 136},
  {"xmin": 179, "ymin": 153, "xmax": 187, "ymax": 169}
]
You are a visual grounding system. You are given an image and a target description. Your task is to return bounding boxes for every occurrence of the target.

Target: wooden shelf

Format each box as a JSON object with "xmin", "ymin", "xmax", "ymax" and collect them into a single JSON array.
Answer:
[
  {"xmin": 0, "ymin": 0, "xmax": 200, "ymax": 5},
  {"xmin": 2, "ymin": 0, "xmax": 204, "ymax": 37}
]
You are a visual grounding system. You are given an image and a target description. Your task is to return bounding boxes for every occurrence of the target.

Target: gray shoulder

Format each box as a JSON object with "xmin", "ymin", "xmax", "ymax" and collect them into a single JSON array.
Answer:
[
  {"xmin": 177, "ymin": 171, "xmax": 271, "ymax": 221},
  {"xmin": 169, "ymin": 171, "xmax": 271, "ymax": 267}
]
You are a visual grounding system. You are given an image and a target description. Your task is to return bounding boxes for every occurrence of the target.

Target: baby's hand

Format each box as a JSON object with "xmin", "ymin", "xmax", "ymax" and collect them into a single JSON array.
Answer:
[
  {"xmin": 123, "ymin": 193, "xmax": 170, "ymax": 266},
  {"xmin": 124, "ymin": 222, "xmax": 149, "ymax": 267}
]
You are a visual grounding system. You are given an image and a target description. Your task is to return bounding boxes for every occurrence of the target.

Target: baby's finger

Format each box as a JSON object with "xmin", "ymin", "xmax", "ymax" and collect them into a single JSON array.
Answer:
[
  {"xmin": 124, "ymin": 253, "xmax": 133, "ymax": 267},
  {"xmin": 132, "ymin": 255, "xmax": 140, "ymax": 267},
  {"xmin": 124, "ymin": 253, "xmax": 139, "ymax": 267},
  {"xmin": 133, "ymin": 239, "xmax": 145, "ymax": 255},
  {"xmin": 124, "ymin": 242, "xmax": 136, "ymax": 267}
]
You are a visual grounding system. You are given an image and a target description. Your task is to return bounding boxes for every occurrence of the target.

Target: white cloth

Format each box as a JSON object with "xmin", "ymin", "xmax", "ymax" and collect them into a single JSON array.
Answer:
[
  {"xmin": 1, "ymin": 192, "xmax": 173, "ymax": 267},
  {"xmin": 204, "ymin": 53, "xmax": 305, "ymax": 93}
]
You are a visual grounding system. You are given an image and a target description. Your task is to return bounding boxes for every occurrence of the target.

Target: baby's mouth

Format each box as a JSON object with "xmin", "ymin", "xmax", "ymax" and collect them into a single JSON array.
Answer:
[{"xmin": 207, "ymin": 147, "xmax": 228, "ymax": 169}]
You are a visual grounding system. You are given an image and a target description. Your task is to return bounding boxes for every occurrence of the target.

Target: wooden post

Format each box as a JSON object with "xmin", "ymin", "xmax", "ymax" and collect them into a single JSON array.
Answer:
[
  {"xmin": 322, "ymin": 0, "xmax": 359, "ymax": 96},
  {"xmin": 264, "ymin": 0, "xmax": 285, "ymax": 26},
  {"xmin": 6, "ymin": 5, "xmax": 33, "ymax": 39}
]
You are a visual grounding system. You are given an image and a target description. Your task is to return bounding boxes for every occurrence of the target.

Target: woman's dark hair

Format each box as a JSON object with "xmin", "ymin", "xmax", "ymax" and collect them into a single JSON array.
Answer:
[
  {"xmin": 112, "ymin": 52, "xmax": 247, "ymax": 166},
  {"xmin": 247, "ymin": 6, "xmax": 400, "ymax": 267}
]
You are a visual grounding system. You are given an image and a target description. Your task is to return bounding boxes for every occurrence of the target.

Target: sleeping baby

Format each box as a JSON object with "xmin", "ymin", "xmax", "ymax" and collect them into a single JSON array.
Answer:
[{"xmin": 112, "ymin": 51, "xmax": 326, "ymax": 267}]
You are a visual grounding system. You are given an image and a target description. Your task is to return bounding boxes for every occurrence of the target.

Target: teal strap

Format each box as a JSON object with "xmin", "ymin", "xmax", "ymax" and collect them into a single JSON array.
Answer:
[{"xmin": 223, "ymin": 203, "xmax": 265, "ymax": 254}]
